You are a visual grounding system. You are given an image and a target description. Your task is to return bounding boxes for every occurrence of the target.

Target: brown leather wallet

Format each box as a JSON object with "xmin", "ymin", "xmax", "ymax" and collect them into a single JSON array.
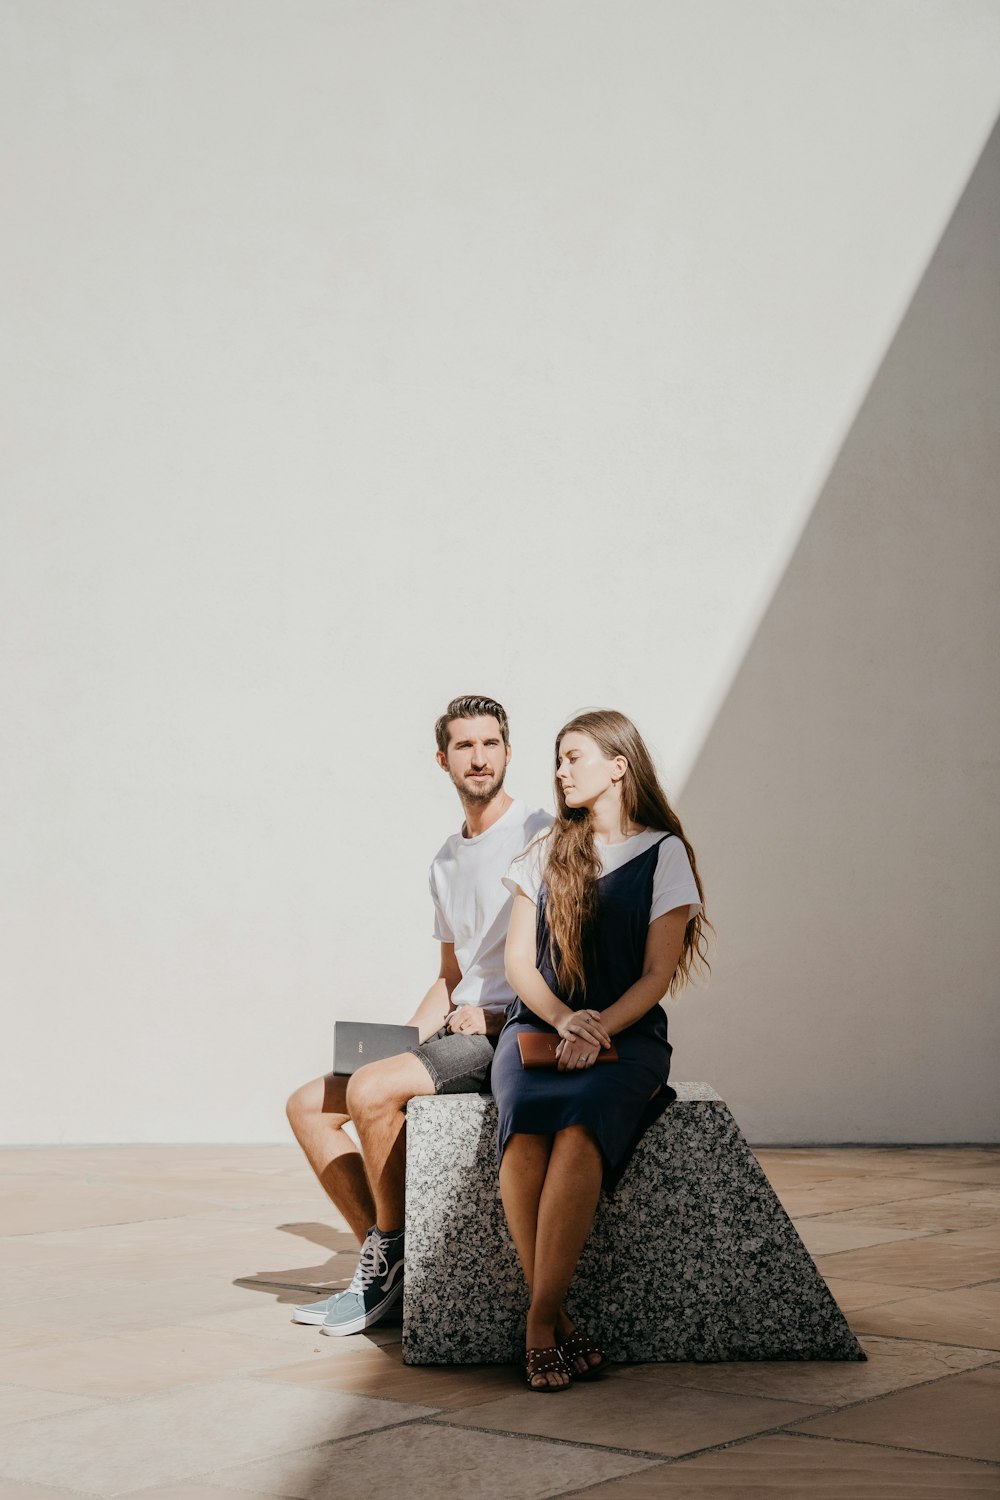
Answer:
[{"xmin": 516, "ymin": 1033, "xmax": 618, "ymax": 1068}]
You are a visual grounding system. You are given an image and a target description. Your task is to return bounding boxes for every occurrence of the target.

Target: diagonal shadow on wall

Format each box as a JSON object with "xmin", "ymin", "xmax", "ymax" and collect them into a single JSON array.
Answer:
[{"xmin": 673, "ymin": 116, "xmax": 1000, "ymax": 1145}]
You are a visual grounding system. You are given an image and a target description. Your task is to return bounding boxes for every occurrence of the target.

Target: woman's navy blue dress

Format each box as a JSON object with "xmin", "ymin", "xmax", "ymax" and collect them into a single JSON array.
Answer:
[{"xmin": 491, "ymin": 836, "xmax": 677, "ymax": 1190}]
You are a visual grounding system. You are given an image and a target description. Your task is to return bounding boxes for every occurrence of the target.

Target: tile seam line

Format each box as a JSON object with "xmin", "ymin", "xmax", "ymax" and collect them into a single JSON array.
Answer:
[
  {"xmin": 814, "ymin": 1224, "xmax": 1000, "ymax": 1239},
  {"xmin": 234, "ymin": 1276, "xmax": 347, "ymax": 1291},
  {"xmin": 425, "ymin": 1410, "xmax": 703, "ymax": 1462},
  {"xmin": 0, "ymin": 1350, "xmax": 419, "ymax": 1404},
  {"xmin": 0, "ymin": 1321, "xmax": 362, "ymax": 1368},
  {"xmin": 788, "ymin": 1182, "xmax": 1000, "ymax": 1217},
  {"xmin": 0, "ymin": 1413, "xmax": 450, "ymax": 1495},
  {"xmin": 0, "ymin": 1383, "xmax": 114, "ymax": 1407},
  {"xmin": 814, "ymin": 1242, "xmax": 1000, "ymax": 1266},
  {"xmin": 793, "ymin": 1182, "xmax": 1000, "ymax": 1197},
  {"xmin": 543, "ymin": 1460, "xmax": 675, "ymax": 1500},
  {"xmin": 529, "ymin": 1421, "xmax": 1000, "ymax": 1500},
  {"xmin": 17, "ymin": 1234, "xmax": 342, "ymax": 1249},
  {"xmin": 850, "ymin": 1330, "xmax": 1000, "ymax": 1353},
  {"xmin": 784, "ymin": 1427, "xmax": 1000, "ymax": 1469},
  {"xmin": 0, "ymin": 1212, "xmax": 252, "ymax": 1239},
  {"xmin": 830, "ymin": 1273, "xmax": 1000, "ymax": 1293},
  {"xmin": 425, "ymin": 1406, "xmax": 847, "ymax": 1465},
  {"xmin": 796, "ymin": 1216, "xmax": 997, "ymax": 1229},
  {"xmin": 86, "ymin": 1482, "xmax": 296, "ymax": 1500},
  {"xmin": 0, "ymin": 1144, "xmax": 305, "ymax": 1151},
  {"xmin": 797, "ymin": 1209, "xmax": 1000, "ymax": 1226},
  {"xmin": 751, "ymin": 1145, "xmax": 1000, "ymax": 1152},
  {"xmin": 827, "ymin": 1288, "xmax": 937, "ymax": 1311},
  {"xmin": 10, "ymin": 1142, "xmax": 998, "ymax": 1150},
  {"xmin": 4, "ymin": 1345, "xmax": 999, "ymax": 1414},
  {"xmin": 849, "ymin": 1329, "xmax": 1000, "ymax": 1349},
  {"xmin": 0, "ymin": 1374, "xmax": 437, "ymax": 1426},
  {"xmin": 642, "ymin": 1352, "xmax": 1000, "ymax": 1421},
  {"xmin": 242, "ymin": 1268, "xmax": 993, "ymax": 1300},
  {"xmin": 329, "ymin": 1379, "xmax": 828, "ymax": 1420},
  {"xmin": 423, "ymin": 1412, "xmax": 1000, "ymax": 1479},
  {"xmin": 189, "ymin": 1410, "xmax": 653, "ymax": 1473},
  {"xmin": 0, "ymin": 1430, "xmax": 440, "ymax": 1500},
  {"xmin": 0, "ymin": 1476, "xmax": 104, "ymax": 1500}
]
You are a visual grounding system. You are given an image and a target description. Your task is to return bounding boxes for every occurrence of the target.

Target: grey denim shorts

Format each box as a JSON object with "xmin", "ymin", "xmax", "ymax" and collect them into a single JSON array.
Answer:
[{"xmin": 410, "ymin": 1026, "xmax": 498, "ymax": 1095}]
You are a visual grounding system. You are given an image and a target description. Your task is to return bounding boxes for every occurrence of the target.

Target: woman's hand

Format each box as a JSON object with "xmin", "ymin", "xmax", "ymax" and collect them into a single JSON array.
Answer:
[
  {"xmin": 556, "ymin": 1009, "xmax": 611, "ymax": 1050},
  {"xmin": 555, "ymin": 1036, "xmax": 600, "ymax": 1071}
]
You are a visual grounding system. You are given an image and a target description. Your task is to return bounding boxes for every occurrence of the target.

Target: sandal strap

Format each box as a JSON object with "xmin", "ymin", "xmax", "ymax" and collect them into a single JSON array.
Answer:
[
  {"xmin": 526, "ymin": 1346, "xmax": 571, "ymax": 1377},
  {"xmin": 558, "ymin": 1329, "xmax": 606, "ymax": 1363}
]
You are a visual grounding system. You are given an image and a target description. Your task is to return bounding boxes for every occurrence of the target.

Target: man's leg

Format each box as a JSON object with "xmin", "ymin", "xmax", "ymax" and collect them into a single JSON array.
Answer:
[
  {"xmin": 317, "ymin": 1052, "xmax": 435, "ymax": 1337},
  {"xmin": 285, "ymin": 1075, "xmax": 375, "ymax": 1244},
  {"xmin": 344, "ymin": 1052, "xmax": 437, "ymax": 1232}
]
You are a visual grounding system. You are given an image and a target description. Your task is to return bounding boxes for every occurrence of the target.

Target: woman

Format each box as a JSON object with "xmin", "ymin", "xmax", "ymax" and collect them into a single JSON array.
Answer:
[{"xmin": 491, "ymin": 709, "xmax": 709, "ymax": 1391}]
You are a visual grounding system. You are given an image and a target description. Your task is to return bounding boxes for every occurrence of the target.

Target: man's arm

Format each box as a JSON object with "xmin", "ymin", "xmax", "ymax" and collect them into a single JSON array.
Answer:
[{"xmin": 405, "ymin": 943, "xmax": 462, "ymax": 1042}]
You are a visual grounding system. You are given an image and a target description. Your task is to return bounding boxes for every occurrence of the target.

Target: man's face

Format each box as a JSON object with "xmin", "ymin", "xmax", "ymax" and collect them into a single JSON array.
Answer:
[{"xmin": 437, "ymin": 715, "xmax": 511, "ymax": 805}]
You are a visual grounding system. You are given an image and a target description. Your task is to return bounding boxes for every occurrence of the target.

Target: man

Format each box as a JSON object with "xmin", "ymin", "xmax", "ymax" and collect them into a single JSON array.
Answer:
[{"xmin": 285, "ymin": 694, "xmax": 551, "ymax": 1334}]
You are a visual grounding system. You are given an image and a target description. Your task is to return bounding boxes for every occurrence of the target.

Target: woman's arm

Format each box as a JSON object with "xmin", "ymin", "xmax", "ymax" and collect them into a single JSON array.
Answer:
[
  {"xmin": 554, "ymin": 911, "xmax": 685, "ymax": 1070},
  {"xmin": 504, "ymin": 891, "xmax": 612, "ymax": 1049},
  {"xmin": 599, "ymin": 907, "xmax": 688, "ymax": 1036}
]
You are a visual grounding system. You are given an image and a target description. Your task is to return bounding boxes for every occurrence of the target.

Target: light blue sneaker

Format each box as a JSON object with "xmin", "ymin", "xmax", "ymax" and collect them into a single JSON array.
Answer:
[
  {"xmin": 321, "ymin": 1226, "xmax": 404, "ymax": 1337},
  {"xmin": 291, "ymin": 1292, "xmax": 343, "ymax": 1326}
]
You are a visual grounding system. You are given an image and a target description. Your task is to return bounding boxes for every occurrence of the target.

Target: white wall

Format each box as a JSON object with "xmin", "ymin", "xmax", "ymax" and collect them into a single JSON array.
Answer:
[
  {"xmin": 2, "ymin": 1, "xmax": 998, "ymax": 1142},
  {"xmin": 675, "ymin": 111, "xmax": 1000, "ymax": 1142}
]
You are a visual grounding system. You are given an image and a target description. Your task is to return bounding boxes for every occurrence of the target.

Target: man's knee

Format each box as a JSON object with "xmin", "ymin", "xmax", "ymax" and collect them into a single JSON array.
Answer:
[
  {"xmin": 345, "ymin": 1063, "xmax": 391, "ymax": 1120},
  {"xmin": 286, "ymin": 1076, "xmax": 326, "ymax": 1130},
  {"xmin": 346, "ymin": 1052, "xmax": 433, "ymax": 1119}
]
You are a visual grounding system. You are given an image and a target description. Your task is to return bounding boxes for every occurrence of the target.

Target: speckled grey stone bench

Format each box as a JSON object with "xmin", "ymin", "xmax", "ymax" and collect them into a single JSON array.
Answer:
[{"xmin": 402, "ymin": 1084, "xmax": 864, "ymax": 1365}]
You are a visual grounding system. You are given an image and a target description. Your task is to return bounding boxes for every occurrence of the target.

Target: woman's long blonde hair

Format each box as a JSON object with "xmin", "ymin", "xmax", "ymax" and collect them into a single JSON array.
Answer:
[{"xmin": 543, "ymin": 709, "xmax": 710, "ymax": 999}]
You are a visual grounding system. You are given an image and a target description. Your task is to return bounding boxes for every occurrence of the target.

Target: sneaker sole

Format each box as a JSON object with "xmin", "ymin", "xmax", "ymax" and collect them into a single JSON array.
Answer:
[
  {"xmin": 291, "ymin": 1308, "xmax": 333, "ymax": 1326},
  {"xmin": 320, "ymin": 1281, "xmax": 403, "ymax": 1337}
]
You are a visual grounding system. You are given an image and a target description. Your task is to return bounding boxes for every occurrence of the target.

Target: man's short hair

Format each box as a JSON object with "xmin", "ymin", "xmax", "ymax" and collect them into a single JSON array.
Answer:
[{"xmin": 435, "ymin": 695, "xmax": 510, "ymax": 753}]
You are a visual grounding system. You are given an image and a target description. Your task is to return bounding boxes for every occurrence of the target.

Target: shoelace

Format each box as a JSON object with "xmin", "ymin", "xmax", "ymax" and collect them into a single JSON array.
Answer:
[{"xmin": 347, "ymin": 1233, "xmax": 390, "ymax": 1294}]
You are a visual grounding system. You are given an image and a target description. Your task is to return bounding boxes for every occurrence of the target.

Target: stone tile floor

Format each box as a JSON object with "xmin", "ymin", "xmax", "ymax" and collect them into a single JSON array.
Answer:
[{"xmin": 1, "ymin": 1144, "xmax": 999, "ymax": 1498}]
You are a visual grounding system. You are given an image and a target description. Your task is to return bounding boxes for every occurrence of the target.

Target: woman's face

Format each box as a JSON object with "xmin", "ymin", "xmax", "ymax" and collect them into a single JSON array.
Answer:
[{"xmin": 556, "ymin": 731, "xmax": 625, "ymax": 810}]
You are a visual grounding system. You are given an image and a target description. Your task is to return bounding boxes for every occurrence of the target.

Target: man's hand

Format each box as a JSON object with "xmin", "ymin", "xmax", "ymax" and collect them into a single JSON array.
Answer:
[{"xmin": 446, "ymin": 1006, "xmax": 506, "ymax": 1037}]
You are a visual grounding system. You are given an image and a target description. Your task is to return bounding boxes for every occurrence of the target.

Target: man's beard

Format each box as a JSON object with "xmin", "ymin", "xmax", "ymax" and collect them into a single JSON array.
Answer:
[{"xmin": 454, "ymin": 765, "xmax": 507, "ymax": 806}]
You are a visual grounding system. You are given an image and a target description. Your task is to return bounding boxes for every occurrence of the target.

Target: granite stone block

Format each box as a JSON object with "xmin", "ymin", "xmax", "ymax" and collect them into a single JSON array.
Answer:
[{"xmin": 402, "ymin": 1085, "xmax": 865, "ymax": 1365}]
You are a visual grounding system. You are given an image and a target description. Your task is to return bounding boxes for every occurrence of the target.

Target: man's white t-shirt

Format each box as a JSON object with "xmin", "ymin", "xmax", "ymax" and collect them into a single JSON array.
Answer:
[
  {"xmin": 503, "ymin": 827, "xmax": 702, "ymax": 924},
  {"xmin": 430, "ymin": 798, "xmax": 553, "ymax": 1010}
]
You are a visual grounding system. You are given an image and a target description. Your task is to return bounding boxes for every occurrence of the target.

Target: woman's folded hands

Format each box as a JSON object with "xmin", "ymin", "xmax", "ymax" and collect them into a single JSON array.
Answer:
[{"xmin": 555, "ymin": 1009, "xmax": 612, "ymax": 1070}]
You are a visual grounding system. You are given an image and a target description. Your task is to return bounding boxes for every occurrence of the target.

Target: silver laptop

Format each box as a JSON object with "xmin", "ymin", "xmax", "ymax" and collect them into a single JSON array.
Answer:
[{"xmin": 333, "ymin": 1021, "xmax": 420, "ymax": 1076}]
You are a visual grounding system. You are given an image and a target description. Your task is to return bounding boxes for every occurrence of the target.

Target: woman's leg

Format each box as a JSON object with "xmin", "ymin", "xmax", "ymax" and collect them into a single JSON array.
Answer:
[
  {"xmin": 499, "ymin": 1132, "xmax": 565, "ymax": 1387},
  {"xmin": 528, "ymin": 1125, "xmax": 604, "ymax": 1377},
  {"xmin": 499, "ymin": 1132, "xmax": 553, "ymax": 1289}
]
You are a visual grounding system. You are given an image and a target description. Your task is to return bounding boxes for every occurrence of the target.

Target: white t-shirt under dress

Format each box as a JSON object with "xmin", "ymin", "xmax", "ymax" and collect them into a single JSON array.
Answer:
[{"xmin": 503, "ymin": 827, "xmax": 701, "ymax": 924}]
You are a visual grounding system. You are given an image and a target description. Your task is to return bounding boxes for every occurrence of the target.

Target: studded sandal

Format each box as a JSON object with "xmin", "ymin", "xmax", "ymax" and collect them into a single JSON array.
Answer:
[
  {"xmin": 557, "ymin": 1326, "xmax": 609, "ymax": 1381},
  {"xmin": 525, "ymin": 1344, "xmax": 573, "ymax": 1392}
]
